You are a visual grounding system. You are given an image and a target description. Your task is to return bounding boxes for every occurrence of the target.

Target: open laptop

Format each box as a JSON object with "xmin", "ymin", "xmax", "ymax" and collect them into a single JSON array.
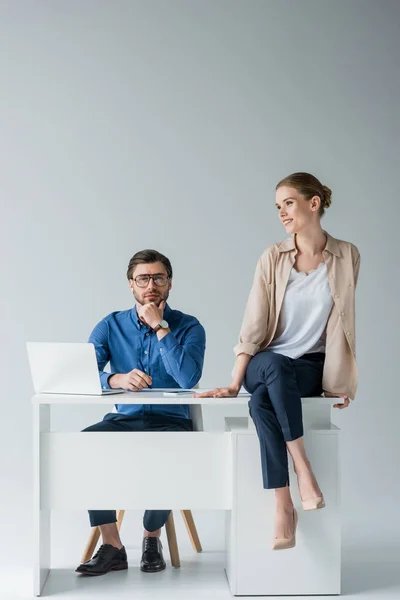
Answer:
[{"xmin": 26, "ymin": 342, "xmax": 124, "ymax": 395}]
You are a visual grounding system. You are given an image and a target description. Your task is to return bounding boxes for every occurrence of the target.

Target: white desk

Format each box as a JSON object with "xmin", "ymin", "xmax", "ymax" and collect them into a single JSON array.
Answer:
[{"xmin": 32, "ymin": 391, "xmax": 341, "ymax": 596}]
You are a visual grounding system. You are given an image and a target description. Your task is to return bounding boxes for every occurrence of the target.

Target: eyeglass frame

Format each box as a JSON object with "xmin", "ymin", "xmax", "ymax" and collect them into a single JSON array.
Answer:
[{"xmin": 130, "ymin": 273, "xmax": 172, "ymax": 288}]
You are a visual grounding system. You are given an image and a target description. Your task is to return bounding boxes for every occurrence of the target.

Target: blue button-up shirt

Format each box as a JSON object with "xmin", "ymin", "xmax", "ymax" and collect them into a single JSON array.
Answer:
[{"xmin": 88, "ymin": 303, "xmax": 206, "ymax": 419}]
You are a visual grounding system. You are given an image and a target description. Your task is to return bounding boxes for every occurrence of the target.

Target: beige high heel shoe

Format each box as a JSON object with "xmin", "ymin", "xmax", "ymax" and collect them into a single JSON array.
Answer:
[
  {"xmin": 293, "ymin": 465, "xmax": 326, "ymax": 511},
  {"xmin": 272, "ymin": 508, "xmax": 298, "ymax": 551}
]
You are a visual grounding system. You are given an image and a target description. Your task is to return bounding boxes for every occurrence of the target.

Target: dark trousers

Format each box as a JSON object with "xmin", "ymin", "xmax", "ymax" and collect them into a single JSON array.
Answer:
[
  {"xmin": 243, "ymin": 351, "xmax": 325, "ymax": 490},
  {"xmin": 82, "ymin": 413, "xmax": 193, "ymax": 531}
]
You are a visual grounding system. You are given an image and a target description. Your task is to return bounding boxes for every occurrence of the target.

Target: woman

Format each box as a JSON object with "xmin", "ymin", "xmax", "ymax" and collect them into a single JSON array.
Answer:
[{"xmin": 195, "ymin": 172, "xmax": 360, "ymax": 550}]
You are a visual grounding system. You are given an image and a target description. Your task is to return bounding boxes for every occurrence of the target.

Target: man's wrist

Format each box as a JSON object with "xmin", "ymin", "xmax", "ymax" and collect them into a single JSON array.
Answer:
[
  {"xmin": 108, "ymin": 374, "xmax": 120, "ymax": 389},
  {"xmin": 153, "ymin": 318, "xmax": 169, "ymax": 333}
]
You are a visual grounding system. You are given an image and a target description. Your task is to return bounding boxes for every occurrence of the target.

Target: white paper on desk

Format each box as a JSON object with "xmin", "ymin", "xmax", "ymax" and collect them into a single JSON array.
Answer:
[
  {"xmin": 137, "ymin": 388, "xmax": 195, "ymax": 394},
  {"xmin": 163, "ymin": 390, "xmax": 250, "ymax": 397},
  {"xmin": 134, "ymin": 388, "xmax": 192, "ymax": 393},
  {"xmin": 163, "ymin": 390, "xmax": 197, "ymax": 396}
]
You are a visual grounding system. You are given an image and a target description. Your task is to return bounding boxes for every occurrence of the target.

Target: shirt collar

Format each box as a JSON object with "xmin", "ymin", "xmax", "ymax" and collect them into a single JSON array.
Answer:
[
  {"xmin": 278, "ymin": 230, "xmax": 341, "ymax": 257},
  {"xmin": 131, "ymin": 303, "xmax": 172, "ymax": 330}
]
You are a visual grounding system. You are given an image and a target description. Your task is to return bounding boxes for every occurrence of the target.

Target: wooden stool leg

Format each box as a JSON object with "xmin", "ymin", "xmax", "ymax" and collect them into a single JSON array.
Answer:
[
  {"xmin": 81, "ymin": 527, "xmax": 101, "ymax": 563},
  {"xmin": 165, "ymin": 511, "xmax": 181, "ymax": 568},
  {"xmin": 181, "ymin": 510, "xmax": 202, "ymax": 552},
  {"xmin": 81, "ymin": 510, "xmax": 126, "ymax": 564},
  {"xmin": 116, "ymin": 510, "xmax": 125, "ymax": 530}
]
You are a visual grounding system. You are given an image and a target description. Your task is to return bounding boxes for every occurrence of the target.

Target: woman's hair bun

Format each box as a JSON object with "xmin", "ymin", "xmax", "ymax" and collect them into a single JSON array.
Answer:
[{"xmin": 322, "ymin": 185, "xmax": 332, "ymax": 209}]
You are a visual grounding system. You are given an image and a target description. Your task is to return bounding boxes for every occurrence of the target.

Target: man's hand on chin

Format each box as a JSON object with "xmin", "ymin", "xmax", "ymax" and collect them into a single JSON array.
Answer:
[{"xmin": 137, "ymin": 300, "xmax": 166, "ymax": 329}]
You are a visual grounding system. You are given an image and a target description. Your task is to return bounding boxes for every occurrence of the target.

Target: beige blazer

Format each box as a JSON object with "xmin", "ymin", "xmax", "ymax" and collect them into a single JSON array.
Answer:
[{"xmin": 234, "ymin": 231, "xmax": 360, "ymax": 399}]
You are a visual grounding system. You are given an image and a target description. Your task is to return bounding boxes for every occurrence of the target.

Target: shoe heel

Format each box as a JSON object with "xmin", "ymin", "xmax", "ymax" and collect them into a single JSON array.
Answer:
[{"xmin": 111, "ymin": 562, "xmax": 128, "ymax": 571}]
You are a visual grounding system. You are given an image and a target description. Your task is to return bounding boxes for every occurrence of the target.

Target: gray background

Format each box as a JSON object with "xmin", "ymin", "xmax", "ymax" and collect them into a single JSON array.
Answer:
[{"xmin": 0, "ymin": 0, "xmax": 399, "ymax": 580}]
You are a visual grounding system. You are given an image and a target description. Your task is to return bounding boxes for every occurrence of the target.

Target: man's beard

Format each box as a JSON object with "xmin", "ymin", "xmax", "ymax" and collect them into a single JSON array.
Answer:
[{"xmin": 133, "ymin": 290, "xmax": 169, "ymax": 307}]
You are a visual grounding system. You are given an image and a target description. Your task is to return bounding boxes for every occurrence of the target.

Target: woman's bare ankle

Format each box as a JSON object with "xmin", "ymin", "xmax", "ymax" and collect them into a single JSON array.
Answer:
[
  {"xmin": 276, "ymin": 503, "xmax": 294, "ymax": 514},
  {"xmin": 293, "ymin": 457, "xmax": 311, "ymax": 474},
  {"xmin": 275, "ymin": 486, "xmax": 294, "ymax": 511}
]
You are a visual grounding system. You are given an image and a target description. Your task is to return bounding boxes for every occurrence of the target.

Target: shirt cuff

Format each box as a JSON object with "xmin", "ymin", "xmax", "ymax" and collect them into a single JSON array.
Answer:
[
  {"xmin": 157, "ymin": 331, "xmax": 179, "ymax": 354},
  {"xmin": 100, "ymin": 372, "xmax": 114, "ymax": 390},
  {"xmin": 233, "ymin": 342, "xmax": 260, "ymax": 357}
]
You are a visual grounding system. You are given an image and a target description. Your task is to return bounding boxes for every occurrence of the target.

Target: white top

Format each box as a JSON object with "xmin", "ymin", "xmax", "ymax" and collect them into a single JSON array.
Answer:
[{"xmin": 267, "ymin": 262, "xmax": 333, "ymax": 359}]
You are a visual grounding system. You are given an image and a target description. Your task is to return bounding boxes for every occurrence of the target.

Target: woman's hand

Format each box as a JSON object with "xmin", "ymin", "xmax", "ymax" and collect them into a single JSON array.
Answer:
[
  {"xmin": 324, "ymin": 391, "xmax": 350, "ymax": 409},
  {"xmin": 334, "ymin": 395, "xmax": 350, "ymax": 409},
  {"xmin": 193, "ymin": 385, "xmax": 240, "ymax": 398}
]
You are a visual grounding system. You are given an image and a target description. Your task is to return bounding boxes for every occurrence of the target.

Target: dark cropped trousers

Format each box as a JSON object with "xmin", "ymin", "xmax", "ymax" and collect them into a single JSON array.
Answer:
[
  {"xmin": 82, "ymin": 412, "xmax": 193, "ymax": 531},
  {"xmin": 243, "ymin": 350, "xmax": 325, "ymax": 489}
]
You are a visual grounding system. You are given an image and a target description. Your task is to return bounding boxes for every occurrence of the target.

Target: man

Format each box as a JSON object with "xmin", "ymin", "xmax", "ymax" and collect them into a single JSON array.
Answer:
[{"xmin": 75, "ymin": 249, "xmax": 206, "ymax": 576}]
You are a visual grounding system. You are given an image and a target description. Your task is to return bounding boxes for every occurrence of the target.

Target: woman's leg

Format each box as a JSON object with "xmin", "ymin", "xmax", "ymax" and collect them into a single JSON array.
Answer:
[
  {"xmin": 247, "ymin": 384, "xmax": 290, "ymax": 488},
  {"xmin": 244, "ymin": 351, "xmax": 324, "ymax": 541},
  {"xmin": 286, "ymin": 354, "xmax": 325, "ymax": 504},
  {"xmin": 245, "ymin": 351, "xmax": 304, "ymax": 487},
  {"xmin": 244, "ymin": 352, "xmax": 301, "ymax": 541}
]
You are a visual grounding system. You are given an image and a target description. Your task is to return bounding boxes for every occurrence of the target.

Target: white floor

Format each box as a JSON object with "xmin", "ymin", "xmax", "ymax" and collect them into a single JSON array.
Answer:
[{"xmin": 3, "ymin": 540, "xmax": 400, "ymax": 600}]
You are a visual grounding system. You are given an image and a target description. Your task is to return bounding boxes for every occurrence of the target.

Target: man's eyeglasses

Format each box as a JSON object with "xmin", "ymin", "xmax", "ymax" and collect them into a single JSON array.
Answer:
[{"xmin": 132, "ymin": 274, "xmax": 171, "ymax": 288}]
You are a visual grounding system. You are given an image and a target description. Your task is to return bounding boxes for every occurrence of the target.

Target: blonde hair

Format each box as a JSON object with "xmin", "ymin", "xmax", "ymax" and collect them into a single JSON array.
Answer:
[{"xmin": 276, "ymin": 172, "xmax": 332, "ymax": 217}]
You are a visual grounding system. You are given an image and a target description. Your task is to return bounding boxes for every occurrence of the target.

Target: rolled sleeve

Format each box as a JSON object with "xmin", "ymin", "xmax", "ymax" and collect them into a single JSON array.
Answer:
[
  {"xmin": 233, "ymin": 341, "xmax": 260, "ymax": 357},
  {"xmin": 234, "ymin": 256, "xmax": 270, "ymax": 356}
]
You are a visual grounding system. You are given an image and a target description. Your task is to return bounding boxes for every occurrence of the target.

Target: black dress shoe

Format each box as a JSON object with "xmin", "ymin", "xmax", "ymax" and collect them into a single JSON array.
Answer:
[
  {"xmin": 140, "ymin": 537, "xmax": 166, "ymax": 573},
  {"xmin": 75, "ymin": 544, "xmax": 128, "ymax": 576}
]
